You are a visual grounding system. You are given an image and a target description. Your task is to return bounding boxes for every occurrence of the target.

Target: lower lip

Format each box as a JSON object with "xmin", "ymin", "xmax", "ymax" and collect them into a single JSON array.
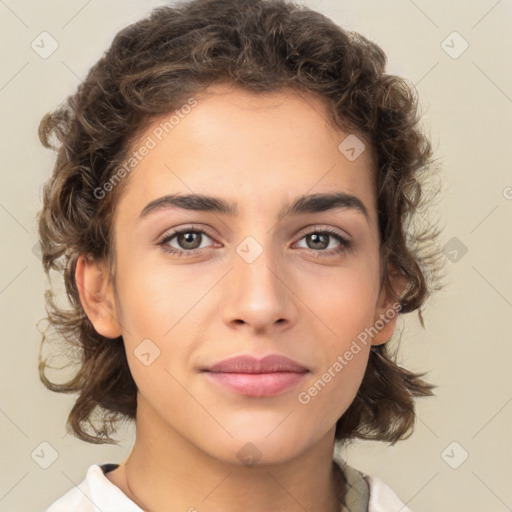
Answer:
[{"xmin": 203, "ymin": 371, "xmax": 308, "ymax": 397}]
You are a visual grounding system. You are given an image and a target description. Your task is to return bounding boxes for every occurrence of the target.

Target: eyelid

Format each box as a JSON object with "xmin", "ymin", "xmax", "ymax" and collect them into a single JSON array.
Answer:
[
  {"xmin": 158, "ymin": 224, "xmax": 350, "ymax": 244},
  {"xmin": 295, "ymin": 224, "xmax": 351, "ymax": 241},
  {"xmin": 157, "ymin": 223, "xmax": 353, "ymax": 258},
  {"xmin": 158, "ymin": 225, "xmax": 217, "ymax": 246},
  {"xmin": 292, "ymin": 226, "xmax": 352, "ymax": 253}
]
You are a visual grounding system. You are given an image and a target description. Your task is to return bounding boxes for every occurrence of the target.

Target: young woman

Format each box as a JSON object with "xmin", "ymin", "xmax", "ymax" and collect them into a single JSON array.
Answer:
[{"xmin": 38, "ymin": 0, "xmax": 444, "ymax": 510}]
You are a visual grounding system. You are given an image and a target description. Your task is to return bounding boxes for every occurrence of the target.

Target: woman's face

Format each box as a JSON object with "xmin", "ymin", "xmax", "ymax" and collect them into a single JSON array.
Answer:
[{"xmin": 98, "ymin": 84, "xmax": 396, "ymax": 464}]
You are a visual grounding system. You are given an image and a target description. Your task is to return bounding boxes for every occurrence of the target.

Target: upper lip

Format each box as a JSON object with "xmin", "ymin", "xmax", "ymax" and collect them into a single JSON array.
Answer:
[{"xmin": 202, "ymin": 354, "xmax": 309, "ymax": 374}]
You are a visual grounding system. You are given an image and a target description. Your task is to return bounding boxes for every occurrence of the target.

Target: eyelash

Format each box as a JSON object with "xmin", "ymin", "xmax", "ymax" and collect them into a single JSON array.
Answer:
[{"xmin": 157, "ymin": 226, "xmax": 352, "ymax": 258}]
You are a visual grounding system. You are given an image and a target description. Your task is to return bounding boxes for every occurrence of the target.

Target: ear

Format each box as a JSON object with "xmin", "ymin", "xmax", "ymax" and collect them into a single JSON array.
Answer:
[
  {"xmin": 371, "ymin": 266, "xmax": 408, "ymax": 347},
  {"xmin": 75, "ymin": 253, "xmax": 123, "ymax": 339}
]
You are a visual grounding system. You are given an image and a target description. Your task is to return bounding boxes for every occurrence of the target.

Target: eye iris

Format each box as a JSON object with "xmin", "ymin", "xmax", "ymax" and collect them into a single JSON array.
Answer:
[
  {"xmin": 308, "ymin": 233, "xmax": 329, "ymax": 250},
  {"xmin": 178, "ymin": 232, "xmax": 201, "ymax": 250}
]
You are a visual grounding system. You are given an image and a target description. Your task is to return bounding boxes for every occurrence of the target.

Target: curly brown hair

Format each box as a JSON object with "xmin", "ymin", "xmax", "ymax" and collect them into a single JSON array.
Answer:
[{"xmin": 37, "ymin": 0, "xmax": 446, "ymax": 446}]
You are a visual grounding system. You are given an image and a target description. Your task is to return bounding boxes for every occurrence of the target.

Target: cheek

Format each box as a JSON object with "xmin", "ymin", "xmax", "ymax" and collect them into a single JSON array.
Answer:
[
  {"xmin": 303, "ymin": 265, "xmax": 378, "ymax": 334},
  {"xmin": 115, "ymin": 265, "xmax": 208, "ymax": 387},
  {"xmin": 115, "ymin": 257, "xmax": 203, "ymax": 335},
  {"xmin": 293, "ymin": 266, "xmax": 376, "ymax": 417},
  {"xmin": 295, "ymin": 341, "xmax": 370, "ymax": 439}
]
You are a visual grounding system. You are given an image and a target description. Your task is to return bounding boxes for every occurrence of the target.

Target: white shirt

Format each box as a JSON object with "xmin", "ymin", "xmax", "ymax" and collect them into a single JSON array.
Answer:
[{"xmin": 45, "ymin": 461, "xmax": 412, "ymax": 512}]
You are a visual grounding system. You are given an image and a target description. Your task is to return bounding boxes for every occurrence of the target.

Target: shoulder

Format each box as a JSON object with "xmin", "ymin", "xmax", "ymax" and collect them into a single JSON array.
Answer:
[
  {"xmin": 44, "ymin": 464, "xmax": 143, "ymax": 512},
  {"xmin": 336, "ymin": 456, "xmax": 412, "ymax": 512},
  {"xmin": 363, "ymin": 473, "xmax": 413, "ymax": 512}
]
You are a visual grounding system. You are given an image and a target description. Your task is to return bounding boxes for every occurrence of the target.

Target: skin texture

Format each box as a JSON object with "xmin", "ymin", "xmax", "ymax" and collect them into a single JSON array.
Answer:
[{"xmin": 75, "ymin": 83, "xmax": 405, "ymax": 512}]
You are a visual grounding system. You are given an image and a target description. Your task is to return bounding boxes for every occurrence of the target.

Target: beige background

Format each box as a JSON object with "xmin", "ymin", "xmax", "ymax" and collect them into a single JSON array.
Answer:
[{"xmin": 1, "ymin": 0, "xmax": 511, "ymax": 511}]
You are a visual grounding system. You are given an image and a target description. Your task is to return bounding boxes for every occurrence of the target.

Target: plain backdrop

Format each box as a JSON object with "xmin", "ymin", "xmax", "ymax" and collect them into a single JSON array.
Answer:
[{"xmin": 1, "ymin": 1, "xmax": 511, "ymax": 511}]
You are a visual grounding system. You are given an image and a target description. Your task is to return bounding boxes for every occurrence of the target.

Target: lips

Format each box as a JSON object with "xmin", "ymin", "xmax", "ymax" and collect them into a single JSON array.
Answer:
[
  {"xmin": 202, "ymin": 354, "xmax": 309, "ymax": 374},
  {"xmin": 201, "ymin": 354, "xmax": 309, "ymax": 398}
]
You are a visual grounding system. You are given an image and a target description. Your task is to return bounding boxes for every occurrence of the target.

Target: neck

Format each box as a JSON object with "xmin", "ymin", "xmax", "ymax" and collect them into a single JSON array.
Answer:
[{"xmin": 115, "ymin": 397, "xmax": 346, "ymax": 512}]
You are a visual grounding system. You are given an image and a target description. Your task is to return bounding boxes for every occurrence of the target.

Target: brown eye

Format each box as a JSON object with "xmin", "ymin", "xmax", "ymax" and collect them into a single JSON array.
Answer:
[
  {"xmin": 175, "ymin": 231, "xmax": 203, "ymax": 250},
  {"xmin": 305, "ymin": 233, "xmax": 330, "ymax": 250},
  {"xmin": 295, "ymin": 228, "xmax": 351, "ymax": 255},
  {"xmin": 159, "ymin": 228, "xmax": 215, "ymax": 257}
]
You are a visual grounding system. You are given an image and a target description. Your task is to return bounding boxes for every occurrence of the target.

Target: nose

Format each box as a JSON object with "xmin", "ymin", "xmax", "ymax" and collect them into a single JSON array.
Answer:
[{"xmin": 222, "ymin": 238, "xmax": 298, "ymax": 335}]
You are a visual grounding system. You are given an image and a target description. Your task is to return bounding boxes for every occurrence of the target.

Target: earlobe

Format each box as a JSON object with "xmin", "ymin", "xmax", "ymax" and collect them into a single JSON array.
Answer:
[
  {"xmin": 371, "ymin": 268, "xmax": 407, "ymax": 347},
  {"xmin": 75, "ymin": 254, "xmax": 122, "ymax": 339}
]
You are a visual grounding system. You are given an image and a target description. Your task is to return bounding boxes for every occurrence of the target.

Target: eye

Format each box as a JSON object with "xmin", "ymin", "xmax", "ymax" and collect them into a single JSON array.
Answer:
[
  {"xmin": 157, "ymin": 226, "xmax": 352, "ymax": 259},
  {"xmin": 294, "ymin": 228, "xmax": 352, "ymax": 256},
  {"xmin": 158, "ymin": 227, "xmax": 216, "ymax": 258}
]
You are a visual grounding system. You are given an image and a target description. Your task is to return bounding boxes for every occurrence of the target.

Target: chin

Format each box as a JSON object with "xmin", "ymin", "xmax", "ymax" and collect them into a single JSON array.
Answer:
[{"xmin": 201, "ymin": 426, "xmax": 314, "ymax": 467}]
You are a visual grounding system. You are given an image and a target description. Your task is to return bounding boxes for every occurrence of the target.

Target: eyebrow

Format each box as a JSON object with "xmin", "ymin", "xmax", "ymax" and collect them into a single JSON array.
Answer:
[{"xmin": 138, "ymin": 192, "xmax": 369, "ymax": 223}]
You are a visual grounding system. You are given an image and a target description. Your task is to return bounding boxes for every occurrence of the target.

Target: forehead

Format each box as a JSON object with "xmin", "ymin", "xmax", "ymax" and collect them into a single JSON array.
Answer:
[{"xmin": 116, "ymin": 84, "xmax": 377, "ymax": 223}]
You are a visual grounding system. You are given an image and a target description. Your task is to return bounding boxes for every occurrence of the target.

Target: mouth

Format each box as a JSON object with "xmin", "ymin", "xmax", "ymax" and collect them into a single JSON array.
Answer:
[{"xmin": 200, "ymin": 354, "xmax": 309, "ymax": 398}]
